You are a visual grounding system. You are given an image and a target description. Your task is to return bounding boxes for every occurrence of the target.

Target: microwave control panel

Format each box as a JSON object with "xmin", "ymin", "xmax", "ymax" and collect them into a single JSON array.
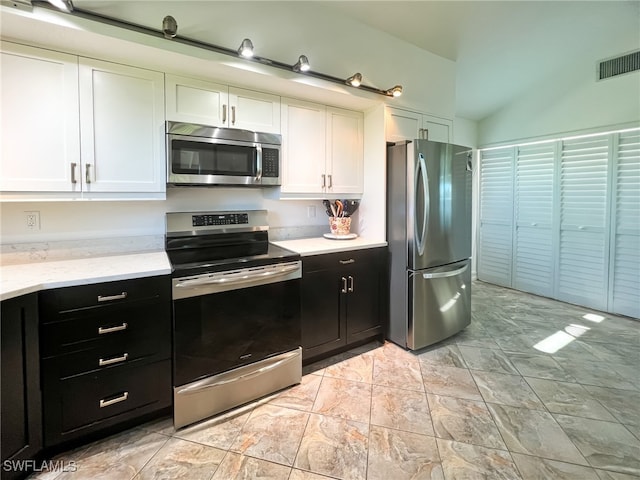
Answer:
[{"xmin": 262, "ymin": 148, "xmax": 279, "ymax": 178}]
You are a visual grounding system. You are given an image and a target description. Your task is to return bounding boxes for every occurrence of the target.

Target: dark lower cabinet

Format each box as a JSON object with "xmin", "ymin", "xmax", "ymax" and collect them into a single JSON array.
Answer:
[
  {"xmin": 39, "ymin": 275, "xmax": 172, "ymax": 449},
  {"xmin": 1, "ymin": 293, "xmax": 42, "ymax": 480},
  {"xmin": 301, "ymin": 247, "xmax": 387, "ymax": 362}
]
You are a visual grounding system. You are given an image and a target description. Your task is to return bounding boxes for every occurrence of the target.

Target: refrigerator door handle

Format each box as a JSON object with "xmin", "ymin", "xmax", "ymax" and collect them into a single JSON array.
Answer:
[
  {"xmin": 415, "ymin": 153, "xmax": 429, "ymax": 256},
  {"xmin": 422, "ymin": 263, "xmax": 468, "ymax": 279}
]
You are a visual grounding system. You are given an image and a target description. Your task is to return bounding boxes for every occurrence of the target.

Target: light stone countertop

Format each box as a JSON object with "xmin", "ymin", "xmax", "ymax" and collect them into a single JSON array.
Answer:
[
  {"xmin": 0, "ymin": 251, "xmax": 171, "ymax": 302},
  {"xmin": 273, "ymin": 236, "xmax": 387, "ymax": 256},
  {"xmin": 0, "ymin": 236, "xmax": 387, "ymax": 302}
]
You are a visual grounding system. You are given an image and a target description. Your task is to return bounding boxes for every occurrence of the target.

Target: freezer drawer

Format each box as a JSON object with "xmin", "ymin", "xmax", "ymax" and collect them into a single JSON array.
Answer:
[{"xmin": 408, "ymin": 260, "xmax": 471, "ymax": 350}]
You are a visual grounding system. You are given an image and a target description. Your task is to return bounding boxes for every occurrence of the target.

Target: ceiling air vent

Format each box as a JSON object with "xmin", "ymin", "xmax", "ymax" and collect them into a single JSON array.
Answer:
[{"xmin": 598, "ymin": 50, "xmax": 640, "ymax": 80}]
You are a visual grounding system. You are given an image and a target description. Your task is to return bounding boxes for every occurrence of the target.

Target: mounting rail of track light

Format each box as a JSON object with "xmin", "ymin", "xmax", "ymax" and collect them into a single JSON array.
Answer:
[{"xmin": 27, "ymin": 0, "xmax": 403, "ymax": 97}]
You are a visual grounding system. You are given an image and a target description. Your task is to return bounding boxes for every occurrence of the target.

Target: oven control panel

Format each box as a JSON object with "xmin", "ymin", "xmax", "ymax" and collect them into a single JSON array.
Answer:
[{"xmin": 192, "ymin": 213, "xmax": 249, "ymax": 227}]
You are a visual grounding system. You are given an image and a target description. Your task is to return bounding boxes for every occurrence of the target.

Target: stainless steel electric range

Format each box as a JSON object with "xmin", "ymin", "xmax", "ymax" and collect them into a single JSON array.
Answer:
[{"xmin": 165, "ymin": 210, "xmax": 302, "ymax": 429}]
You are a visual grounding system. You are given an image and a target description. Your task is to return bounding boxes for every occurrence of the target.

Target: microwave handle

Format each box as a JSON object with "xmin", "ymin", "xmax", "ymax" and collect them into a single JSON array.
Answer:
[{"xmin": 255, "ymin": 144, "xmax": 262, "ymax": 182}]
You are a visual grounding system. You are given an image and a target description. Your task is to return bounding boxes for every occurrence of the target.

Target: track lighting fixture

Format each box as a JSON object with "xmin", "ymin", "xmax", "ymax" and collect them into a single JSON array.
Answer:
[
  {"xmin": 293, "ymin": 55, "xmax": 311, "ymax": 73},
  {"xmin": 237, "ymin": 38, "xmax": 254, "ymax": 58},
  {"xmin": 18, "ymin": 4, "xmax": 404, "ymax": 98},
  {"xmin": 346, "ymin": 73, "xmax": 362, "ymax": 87},
  {"xmin": 386, "ymin": 85, "xmax": 403, "ymax": 97},
  {"xmin": 46, "ymin": 0, "xmax": 73, "ymax": 11},
  {"xmin": 162, "ymin": 15, "xmax": 177, "ymax": 39}
]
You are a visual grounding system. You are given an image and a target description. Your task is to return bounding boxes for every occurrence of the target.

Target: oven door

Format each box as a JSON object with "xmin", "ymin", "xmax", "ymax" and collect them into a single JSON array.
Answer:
[
  {"xmin": 172, "ymin": 261, "xmax": 302, "ymax": 387},
  {"xmin": 167, "ymin": 134, "xmax": 260, "ymax": 186}
]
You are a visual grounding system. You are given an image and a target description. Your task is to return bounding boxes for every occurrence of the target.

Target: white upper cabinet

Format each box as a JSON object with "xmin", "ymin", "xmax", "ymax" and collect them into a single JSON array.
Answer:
[
  {"xmin": 385, "ymin": 107, "xmax": 452, "ymax": 143},
  {"xmin": 326, "ymin": 107, "xmax": 364, "ymax": 194},
  {"xmin": 280, "ymin": 98, "xmax": 326, "ymax": 194},
  {"xmin": 0, "ymin": 43, "xmax": 80, "ymax": 192},
  {"xmin": 281, "ymin": 98, "xmax": 363, "ymax": 196},
  {"xmin": 79, "ymin": 58, "xmax": 165, "ymax": 193},
  {"xmin": 0, "ymin": 43, "xmax": 165, "ymax": 198},
  {"xmin": 165, "ymin": 74, "xmax": 281, "ymax": 133}
]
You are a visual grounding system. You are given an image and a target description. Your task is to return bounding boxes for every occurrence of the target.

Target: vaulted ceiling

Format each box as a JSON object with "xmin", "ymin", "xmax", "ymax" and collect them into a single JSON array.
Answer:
[{"xmin": 66, "ymin": 1, "xmax": 640, "ymax": 121}]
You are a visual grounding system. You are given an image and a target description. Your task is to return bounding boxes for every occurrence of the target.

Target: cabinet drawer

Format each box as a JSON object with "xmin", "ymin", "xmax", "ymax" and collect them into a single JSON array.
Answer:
[
  {"xmin": 39, "ymin": 275, "xmax": 170, "ymax": 315},
  {"xmin": 42, "ymin": 333, "xmax": 170, "ymax": 379},
  {"xmin": 54, "ymin": 360, "xmax": 171, "ymax": 436},
  {"xmin": 40, "ymin": 299, "xmax": 170, "ymax": 356},
  {"xmin": 303, "ymin": 248, "xmax": 384, "ymax": 273}
]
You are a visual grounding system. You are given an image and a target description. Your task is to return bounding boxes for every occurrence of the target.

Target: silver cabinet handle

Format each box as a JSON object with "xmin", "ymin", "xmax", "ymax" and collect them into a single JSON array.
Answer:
[
  {"xmin": 99, "ymin": 392, "xmax": 129, "ymax": 408},
  {"xmin": 71, "ymin": 163, "xmax": 77, "ymax": 184},
  {"xmin": 85, "ymin": 164, "xmax": 91, "ymax": 184},
  {"xmin": 339, "ymin": 259, "xmax": 355, "ymax": 265},
  {"xmin": 99, "ymin": 353, "xmax": 129, "ymax": 367},
  {"xmin": 231, "ymin": 106, "xmax": 236, "ymax": 125},
  {"xmin": 97, "ymin": 292, "xmax": 127, "ymax": 302},
  {"xmin": 321, "ymin": 174, "xmax": 326, "ymax": 188},
  {"xmin": 341, "ymin": 276, "xmax": 348, "ymax": 293},
  {"xmin": 98, "ymin": 323, "xmax": 128, "ymax": 335},
  {"xmin": 328, "ymin": 174, "xmax": 333, "ymax": 189},
  {"xmin": 348, "ymin": 275, "xmax": 354, "ymax": 292},
  {"xmin": 222, "ymin": 104, "xmax": 227, "ymax": 124}
]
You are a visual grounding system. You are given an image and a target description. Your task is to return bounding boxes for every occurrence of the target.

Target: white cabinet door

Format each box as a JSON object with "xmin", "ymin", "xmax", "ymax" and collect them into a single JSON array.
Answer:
[
  {"xmin": 280, "ymin": 98, "xmax": 326, "ymax": 194},
  {"xmin": 422, "ymin": 115, "xmax": 452, "ymax": 143},
  {"xmin": 229, "ymin": 87, "xmax": 280, "ymax": 133},
  {"xmin": 385, "ymin": 107, "xmax": 421, "ymax": 142},
  {"xmin": 609, "ymin": 130, "xmax": 640, "ymax": 318},
  {"xmin": 165, "ymin": 74, "xmax": 228, "ymax": 126},
  {"xmin": 478, "ymin": 147, "xmax": 515, "ymax": 287},
  {"xmin": 0, "ymin": 43, "xmax": 80, "ymax": 192},
  {"xmin": 557, "ymin": 136, "xmax": 610, "ymax": 311},
  {"xmin": 326, "ymin": 107, "xmax": 363, "ymax": 195},
  {"xmin": 79, "ymin": 59, "xmax": 165, "ymax": 193},
  {"xmin": 513, "ymin": 143, "xmax": 555, "ymax": 297}
]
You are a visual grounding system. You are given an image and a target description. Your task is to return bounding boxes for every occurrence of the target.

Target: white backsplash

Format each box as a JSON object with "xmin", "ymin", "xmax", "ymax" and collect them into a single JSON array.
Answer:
[{"xmin": 0, "ymin": 235, "xmax": 164, "ymax": 265}]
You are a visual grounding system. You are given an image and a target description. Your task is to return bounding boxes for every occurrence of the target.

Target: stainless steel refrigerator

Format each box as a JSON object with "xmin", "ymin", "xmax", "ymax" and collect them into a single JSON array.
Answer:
[{"xmin": 387, "ymin": 140, "xmax": 472, "ymax": 350}]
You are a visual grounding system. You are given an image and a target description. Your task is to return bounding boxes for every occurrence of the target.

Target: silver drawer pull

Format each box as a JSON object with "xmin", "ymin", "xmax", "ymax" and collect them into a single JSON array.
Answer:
[
  {"xmin": 98, "ymin": 323, "xmax": 128, "ymax": 335},
  {"xmin": 99, "ymin": 392, "xmax": 129, "ymax": 408},
  {"xmin": 97, "ymin": 292, "xmax": 128, "ymax": 302},
  {"xmin": 339, "ymin": 259, "xmax": 355, "ymax": 265},
  {"xmin": 98, "ymin": 353, "xmax": 129, "ymax": 367}
]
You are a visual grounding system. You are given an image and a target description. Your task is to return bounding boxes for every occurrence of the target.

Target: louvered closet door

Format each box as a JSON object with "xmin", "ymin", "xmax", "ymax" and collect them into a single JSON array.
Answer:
[
  {"xmin": 609, "ymin": 131, "xmax": 640, "ymax": 318},
  {"xmin": 478, "ymin": 147, "xmax": 514, "ymax": 287},
  {"xmin": 557, "ymin": 135, "xmax": 610, "ymax": 310},
  {"xmin": 513, "ymin": 143, "xmax": 555, "ymax": 297}
]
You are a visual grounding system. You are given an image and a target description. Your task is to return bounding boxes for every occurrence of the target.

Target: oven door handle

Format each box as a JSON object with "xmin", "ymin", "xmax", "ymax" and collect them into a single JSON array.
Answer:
[
  {"xmin": 176, "ymin": 349, "xmax": 300, "ymax": 395},
  {"xmin": 174, "ymin": 261, "xmax": 301, "ymax": 289}
]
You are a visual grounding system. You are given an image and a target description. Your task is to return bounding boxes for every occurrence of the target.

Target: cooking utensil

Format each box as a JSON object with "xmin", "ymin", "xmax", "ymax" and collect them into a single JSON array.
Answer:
[
  {"xmin": 323, "ymin": 200, "xmax": 334, "ymax": 217},
  {"xmin": 335, "ymin": 200, "xmax": 344, "ymax": 217},
  {"xmin": 343, "ymin": 200, "xmax": 359, "ymax": 217}
]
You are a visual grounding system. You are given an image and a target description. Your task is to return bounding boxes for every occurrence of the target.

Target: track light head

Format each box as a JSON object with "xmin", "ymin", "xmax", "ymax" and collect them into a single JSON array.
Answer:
[
  {"xmin": 346, "ymin": 73, "xmax": 362, "ymax": 87},
  {"xmin": 238, "ymin": 38, "xmax": 254, "ymax": 58},
  {"xmin": 162, "ymin": 15, "xmax": 178, "ymax": 39},
  {"xmin": 293, "ymin": 55, "xmax": 310, "ymax": 73},
  {"xmin": 46, "ymin": 0, "xmax": 73, "ymax": 11},
  {"xmin": 386, "ymin": 85, "xmax": 403, "ymax": 97}
]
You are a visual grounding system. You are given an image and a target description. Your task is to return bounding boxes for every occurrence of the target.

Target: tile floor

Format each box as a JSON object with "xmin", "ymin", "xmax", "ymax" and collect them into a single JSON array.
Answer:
[{"xmin": 31, "ymin": 281, "xmax": 640, "ymax": 479}]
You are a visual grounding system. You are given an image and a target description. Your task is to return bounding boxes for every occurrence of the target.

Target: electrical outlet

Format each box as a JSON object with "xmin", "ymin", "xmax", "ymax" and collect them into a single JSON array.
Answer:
[
  {"xmin": 307, "ymin": 205, "xmax": 316, "ymax": 218},
  {"xmin": 25, "ymin": 211, "xmax": 40, "ymax": 230}
]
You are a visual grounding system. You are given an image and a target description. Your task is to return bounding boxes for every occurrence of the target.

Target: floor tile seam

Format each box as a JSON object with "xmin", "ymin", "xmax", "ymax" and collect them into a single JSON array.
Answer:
[
  {"xmin": 129, "ymin": 434, "xmax": 172, "ymax": 479},
  {"xmin": 290, "ymin": 410, "xmax": 314, "ymax": 473},
  {"xmin": 549, "ymin": 410, "xmax": 632, "ymax": 429},
  {"xmin": 508, "ymin": 450, "xmax": 603, "ymax": 474},
  {"xmin": 226, "ymin": 445, "xmax": 299, "ymax": 470},
  {"xmin": 488, "ymin": 401, "xmax": 592, "ymax": 467},
  {"xmin": 364, "ymin": 374, "xmax": 374, "ymax": 480},
  {"xmin": 321, "ymin": 374, "xmax": 374, "ymax": 386},
  {"xmin": 428, "ymin": 426, "xmax": 512, "ymax": 453},
  {"xmin": 164, "ymin": 434, "xmax": 230, "ymax": 454}
]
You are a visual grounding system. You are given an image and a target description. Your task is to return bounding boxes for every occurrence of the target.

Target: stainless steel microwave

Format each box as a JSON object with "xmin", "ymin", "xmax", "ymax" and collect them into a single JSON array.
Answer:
[{"xmin": 166, "ymin": 122, "xmax": 281, "ymax": 187}]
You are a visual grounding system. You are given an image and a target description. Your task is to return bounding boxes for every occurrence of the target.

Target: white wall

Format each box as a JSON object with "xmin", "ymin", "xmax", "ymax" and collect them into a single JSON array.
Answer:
[
  {"xmin": 478, "ymin": 67, "xmax": 640, "ymax": 146},
  {"xmin": 453, "ymin": 117, "xmax": 478, "ymax": 148}
]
